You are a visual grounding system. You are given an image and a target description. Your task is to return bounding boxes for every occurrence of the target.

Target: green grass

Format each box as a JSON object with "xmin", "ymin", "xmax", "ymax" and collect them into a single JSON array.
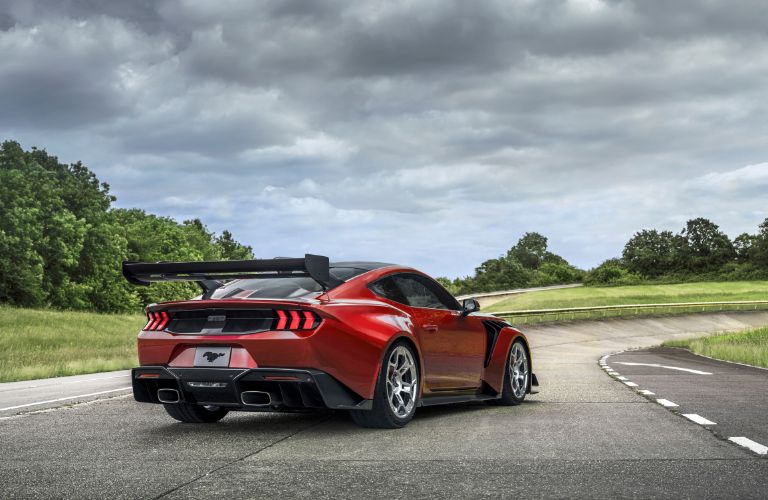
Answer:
[
  {"xmin": 0, "ymin": 306, "xmax": 144, "ymax": 382},
  {"xmin": 663, "ymin": 327, "xmax": 768, "ymax": 369},
  {"xmin": 3, "ymin": 280, "xmax": 768, "ymax": 382},
  {"xmin": 485, "ymin": 281, "xmax": 768, "ymax": 312}
]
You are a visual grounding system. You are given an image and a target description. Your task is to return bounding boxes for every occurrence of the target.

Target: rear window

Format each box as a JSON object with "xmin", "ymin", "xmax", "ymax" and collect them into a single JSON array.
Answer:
[{"xmin": 209, "ymin": 267, "xmax": 369, "ymax": 300}]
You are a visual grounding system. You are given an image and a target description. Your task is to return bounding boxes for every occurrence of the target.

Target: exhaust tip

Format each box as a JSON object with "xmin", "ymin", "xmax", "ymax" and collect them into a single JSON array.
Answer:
[
  {"xmin": 241, "ymin": 390, "xmax": 272, "ymax": 406},
  {"xmin": 157, "ymin": 388, "xmax": 180, "ymax": 404}
]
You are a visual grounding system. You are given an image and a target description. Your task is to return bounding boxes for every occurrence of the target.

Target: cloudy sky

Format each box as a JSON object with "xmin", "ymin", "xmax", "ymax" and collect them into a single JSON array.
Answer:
[{"xmin": 2, "ymin": 0, "xmax": 767, "ymax": 278}]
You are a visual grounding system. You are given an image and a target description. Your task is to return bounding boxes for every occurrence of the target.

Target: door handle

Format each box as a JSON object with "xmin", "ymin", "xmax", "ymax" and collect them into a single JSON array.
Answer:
[{"xmin": 422, "ymin": 324, "xmax": 438, "ymax": 332}]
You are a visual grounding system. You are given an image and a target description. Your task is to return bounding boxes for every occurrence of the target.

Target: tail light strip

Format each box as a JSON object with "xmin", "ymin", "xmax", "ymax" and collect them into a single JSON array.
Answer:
[
  {"xmin": 144, "ymin": 311, "xmax": 169, "ymax": 331},
  {"xmin": 273, "ymin": 310, "xmax": 321, "ymax": 331},
  {"xmin": 143, "ymin": 309, "xmax": 320, "ymax": 332}
]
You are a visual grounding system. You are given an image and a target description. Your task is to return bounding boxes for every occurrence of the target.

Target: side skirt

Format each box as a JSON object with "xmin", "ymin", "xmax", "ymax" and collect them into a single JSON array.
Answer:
[{"xmin": 418, "ymin": 392, "xmax": 500, "ymax": 407}]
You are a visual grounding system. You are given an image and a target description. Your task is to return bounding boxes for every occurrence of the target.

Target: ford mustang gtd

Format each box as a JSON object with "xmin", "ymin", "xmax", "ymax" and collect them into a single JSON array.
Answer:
[{"xmin": 122, "ymin": 255, "xmax": 538, "ymax": 428}]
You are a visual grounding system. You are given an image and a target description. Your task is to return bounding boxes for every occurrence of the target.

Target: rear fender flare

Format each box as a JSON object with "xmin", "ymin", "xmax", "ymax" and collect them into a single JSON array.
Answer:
[{"xmin": 373, "ymin": 333, "xmax": 424, "ymax": 399}]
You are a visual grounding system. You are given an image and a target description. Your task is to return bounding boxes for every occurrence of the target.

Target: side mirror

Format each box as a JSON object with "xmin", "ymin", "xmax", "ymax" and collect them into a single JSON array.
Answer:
[{"xmin": 461, "ymin": 298, "xmax": 480, "ymax": 316}]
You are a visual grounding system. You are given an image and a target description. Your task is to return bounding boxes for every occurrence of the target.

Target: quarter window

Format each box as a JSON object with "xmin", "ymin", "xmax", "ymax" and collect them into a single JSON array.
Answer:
[{"xmin": 368, "ymin": 276, "xmax": 408, "ymax": 305}]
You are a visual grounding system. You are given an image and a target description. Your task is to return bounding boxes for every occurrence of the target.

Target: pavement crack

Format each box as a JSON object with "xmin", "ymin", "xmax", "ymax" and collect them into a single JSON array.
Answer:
[{"xmin": 150, "ymin": 415, "xmax": 332, "ymax": 500}]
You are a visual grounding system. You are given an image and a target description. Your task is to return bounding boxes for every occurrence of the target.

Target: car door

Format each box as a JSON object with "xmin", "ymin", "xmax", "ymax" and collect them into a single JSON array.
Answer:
[{"xmin": 391, "ymin": 274, "xmax": 486, "ymax": 391}]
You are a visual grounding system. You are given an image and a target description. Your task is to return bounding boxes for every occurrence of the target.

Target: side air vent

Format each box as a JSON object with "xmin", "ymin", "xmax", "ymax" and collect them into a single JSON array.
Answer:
[{"xmin": 481, "ymin": 320, "xmax": 509, "ymax": 367}]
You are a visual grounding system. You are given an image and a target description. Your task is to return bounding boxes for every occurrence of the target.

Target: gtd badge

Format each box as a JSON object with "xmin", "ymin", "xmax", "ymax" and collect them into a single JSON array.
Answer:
[{"xmin": 207, "ymin": 315, "xmax": 226, "ymax": 323}]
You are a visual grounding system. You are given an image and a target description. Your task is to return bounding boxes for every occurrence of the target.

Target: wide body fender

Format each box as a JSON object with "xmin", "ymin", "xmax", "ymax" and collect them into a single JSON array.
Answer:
[{"xmin": 483, "ymin": 327, "xmax": 532, "ymax": 394}]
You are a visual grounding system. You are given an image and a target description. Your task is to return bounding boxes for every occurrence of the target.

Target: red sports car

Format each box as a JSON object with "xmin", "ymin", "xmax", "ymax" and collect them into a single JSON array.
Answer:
[{"xmin": 123, "ymin": 255, "xmax": 538, "ymax": 428}]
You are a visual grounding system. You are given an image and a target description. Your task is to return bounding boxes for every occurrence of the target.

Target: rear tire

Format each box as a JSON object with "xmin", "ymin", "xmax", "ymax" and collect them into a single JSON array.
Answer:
[
  {"xmin": 350, "ymin": 341, "xmax": 419, "ymax": 429},
  {"xmin": 492, "ymin": 339, "xmax": 529, "ymax": 406},
  {"xmin": 163, "ymin": 403, "xmax": 229, "ymax": 423}
]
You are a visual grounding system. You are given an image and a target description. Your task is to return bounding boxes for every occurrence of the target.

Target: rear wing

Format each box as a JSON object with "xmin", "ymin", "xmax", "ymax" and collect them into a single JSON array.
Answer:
[{"xmin": 122, "ymin": 254, "xmax": 333, "ymax": 296}]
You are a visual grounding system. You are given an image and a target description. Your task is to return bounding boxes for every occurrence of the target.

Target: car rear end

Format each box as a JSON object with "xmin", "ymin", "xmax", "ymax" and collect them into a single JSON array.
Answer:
[{"xmin": 122, "ymin": 256, "xmax": 394, "ymax": 418}]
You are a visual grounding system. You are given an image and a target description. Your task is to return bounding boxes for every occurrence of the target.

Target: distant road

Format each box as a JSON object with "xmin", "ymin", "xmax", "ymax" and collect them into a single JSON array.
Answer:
[
  {"xmin": 457, "ymin": 283, "xmax": 583, "ymax": 307},
  {"xmin": 0, "ymin": 370, "xmax": 131, "ymax": 414}
]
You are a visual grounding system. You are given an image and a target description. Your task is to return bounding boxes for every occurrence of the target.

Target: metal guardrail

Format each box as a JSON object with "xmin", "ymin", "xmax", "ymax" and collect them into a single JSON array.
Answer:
[{"xmin": 492, "ymin": 300, "xmax": 768, "ymax": 325}]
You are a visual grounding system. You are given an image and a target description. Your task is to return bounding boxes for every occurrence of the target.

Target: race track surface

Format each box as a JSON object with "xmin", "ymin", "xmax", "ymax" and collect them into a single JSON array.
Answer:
[
  {"xmin": 605, "ymin": 347, "xmax": 768, "ymax": 456},
  {"xmin": 1, "ymin": 311, "xmax": 767, "ymax": 499}
]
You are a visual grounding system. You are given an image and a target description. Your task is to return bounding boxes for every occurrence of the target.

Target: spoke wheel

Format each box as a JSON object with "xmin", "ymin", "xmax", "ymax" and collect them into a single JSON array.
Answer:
[
  {"xmin": 509, "ymin": 342, "xmax": 529, "ymax": 399},
  {"xmin": 350, "ymin": 341, "xmax": 419, "ymax": 428},
  {"xmin": 489, "ymin": 339, "xmax": 529, "ymax": 406},
  {"xmin": 385, "ymin": 346, "xmax": 418, "ymax": 418}
]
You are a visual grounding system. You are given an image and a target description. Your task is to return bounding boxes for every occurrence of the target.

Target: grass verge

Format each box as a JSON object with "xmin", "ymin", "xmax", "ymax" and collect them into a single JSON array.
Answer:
[
  {"xmin": 662, "ymin": 327, "xmax": 768, "ymax": 369},
  {"xmin": 485, "ymin": 281, "xmax": 768, "ymax": 312},
  {"xmin": 0, "ymin": 306, "xmax": 144, "ymax": 382}
]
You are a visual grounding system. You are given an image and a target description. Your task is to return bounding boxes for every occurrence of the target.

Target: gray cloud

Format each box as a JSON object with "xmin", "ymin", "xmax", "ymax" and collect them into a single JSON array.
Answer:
[{"xmin": 1, "ymin": 0, "xmax": 767, "ymax": 278}]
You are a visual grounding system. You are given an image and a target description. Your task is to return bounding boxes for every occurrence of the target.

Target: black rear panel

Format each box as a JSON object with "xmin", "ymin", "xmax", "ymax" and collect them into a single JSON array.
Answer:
[
  {"xmin": 167, "ymin": 309, "xmax": 275, "ymax": 334},
  {"xmin": 154, "ymin": 308, "xmax": 323, "ymax": 334}
]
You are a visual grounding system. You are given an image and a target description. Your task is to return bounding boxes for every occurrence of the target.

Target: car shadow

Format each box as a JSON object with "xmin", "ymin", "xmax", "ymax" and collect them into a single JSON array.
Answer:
[{"xmin": 141, "ymin": 399, "xmax": 540, "ymax": 437}]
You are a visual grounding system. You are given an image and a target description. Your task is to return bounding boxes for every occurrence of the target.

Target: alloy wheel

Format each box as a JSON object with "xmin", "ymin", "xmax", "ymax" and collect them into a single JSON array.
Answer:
[
  {"xmin": 386, "ymin": 346, "xmax": 418, "ymax": 418},
  {"xmin": 509, "ymin": 342, "xmax": 529, "ymax": 399}
]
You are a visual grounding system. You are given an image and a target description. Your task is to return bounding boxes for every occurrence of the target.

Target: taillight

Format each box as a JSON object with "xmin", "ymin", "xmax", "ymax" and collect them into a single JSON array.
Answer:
[
  {"xmin": 143, "ymin": 311, "xmax": 170, "ymax": 331},
  {"xmin": 272, "ymin": 310, "xmax": 321, "ymax": 331}
]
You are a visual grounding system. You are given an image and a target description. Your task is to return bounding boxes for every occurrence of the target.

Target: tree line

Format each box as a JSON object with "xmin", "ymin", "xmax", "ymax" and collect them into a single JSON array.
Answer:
[
  {"xmin": 587, "ymin": 217, "xmax": 768, "ymax": 285},
  {"xmin": 441, "ymin": 217, "xmax": 768, "ymax": 295},
  {"xmin": 3, "ymin": 141, "xmax": 766, "ymax": 310},
  {"xmin": 437, "ymin": 233, "xmax": 584, "ymax": 295},
  {"xmin": 0, "ymin": 141, "xmax": 253, "ymax": 312}
]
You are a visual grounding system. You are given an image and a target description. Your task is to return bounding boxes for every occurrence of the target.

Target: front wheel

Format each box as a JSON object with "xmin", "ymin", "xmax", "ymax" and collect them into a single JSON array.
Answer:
[
  {"xmin": 163, "ymin": 403, "xmax": 229, "ymax": 423},
  {"xmin": 350, "ymin": 341, "xmax": 419, "ymax": 429},
  {"xmin": 493, "ymin": 339, "xmax": 529, "ymax": 406}
]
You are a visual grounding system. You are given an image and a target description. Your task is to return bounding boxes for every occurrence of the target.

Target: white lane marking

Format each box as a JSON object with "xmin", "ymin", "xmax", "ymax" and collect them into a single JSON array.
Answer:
[
  {"xmin": 0, "ymin": 387, "xmax": 132, "ymax": 412},
  {"xmin": 623, "ymin": 381, "xmax": 639, "ymax": 387},
  {"xmin": 638, "ymin": 389, "xmax": 655, "ymax": 395},
  {"xmin": 612, "ymin": 362, "xmax": 712, "ymax": 375},
  {"xmin": 656, "ymin": 399, "xmax": 679, "ymax": 407},
  {"xmin": 616, "ymin": 376, "xmax": 628, "ymax": 380},
  {"xmin": 682, "ymin": 414, "xmax": 716, "ymax": 425},
  {"xmin": 728, "ymin": 437, "xmax": 768, "ymax": 455}
]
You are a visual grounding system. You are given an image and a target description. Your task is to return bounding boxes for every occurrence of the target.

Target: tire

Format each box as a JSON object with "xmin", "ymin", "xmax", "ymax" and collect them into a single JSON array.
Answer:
[
  {"xmin": 163, "ymin": 403, "xmax": 229, "ymax": 423},
  {"xmin": 492, "ymin": 339, "xmax": 529, "ymax": 406},
  {"xmin": 350, "ymin": 340, "xmax": 419, "ymax": 429}
]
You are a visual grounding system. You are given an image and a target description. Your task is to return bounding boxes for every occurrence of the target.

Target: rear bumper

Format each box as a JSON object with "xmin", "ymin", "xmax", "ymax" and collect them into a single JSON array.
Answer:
[{"xmin": 132, "ymin": 366, "xmax": 372, "ymax": 411}]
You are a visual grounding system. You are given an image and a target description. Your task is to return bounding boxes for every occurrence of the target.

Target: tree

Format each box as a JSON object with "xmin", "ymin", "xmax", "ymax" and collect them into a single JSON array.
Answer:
[
  {"xmin": 0, "ymin": 140, "xmax": 254, "ymax": 312},
  {"xmin": 733, "ymin": 233, "xmax": 758, "ymax": 264},
  {"xmin": 216, "ymin": 230, "xmax": 254, "ymax": 260},
  {"xmin": 584, "ymin": 258, "xmax": 639, "ymax": 285},
  {"xmin": 507, "ymin": 232, "xmax": 549, "ymax": 270},
  {"xmin": 746, "ymin": 218, "xmax": 768, "ymax": 268},
  {"xmin": 622, "ymin": 229, "xmax": 681, "ymax": 277},
  {"xmin": 678, "ymin": 218, "xmax": 735, "ymax": 273}
]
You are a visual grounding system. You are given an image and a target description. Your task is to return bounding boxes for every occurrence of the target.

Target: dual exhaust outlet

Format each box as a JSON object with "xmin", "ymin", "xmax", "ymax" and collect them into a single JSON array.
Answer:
[{"xmin": 156, "ymin": 388, "xmax": 273, "ymax": 407}]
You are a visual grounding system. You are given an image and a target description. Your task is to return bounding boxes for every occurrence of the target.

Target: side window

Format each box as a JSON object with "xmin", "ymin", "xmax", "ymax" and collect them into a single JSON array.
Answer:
[
  {"xmin": 392, "ymin": 275, "xmax": 451, "ymax": 310},
  {"xmin": 368, "ymin": 276, "xmax": 408, "ymax": 305},
  {"xmin": 413, "ymin": 274, "xmax": 461, "ymax": 310}
]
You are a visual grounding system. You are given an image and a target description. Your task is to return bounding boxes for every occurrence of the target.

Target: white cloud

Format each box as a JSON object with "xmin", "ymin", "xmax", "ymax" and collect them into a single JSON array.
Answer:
[{"xmin": 2, "ymin": 0, "xmax": 768, "ymax": 277}]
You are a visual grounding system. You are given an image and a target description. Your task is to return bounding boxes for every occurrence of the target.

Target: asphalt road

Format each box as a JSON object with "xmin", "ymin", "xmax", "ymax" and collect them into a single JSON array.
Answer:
[
  {"xmin": 1, "ymin": 311, "xmax": 768, "ymax": 499},
  {"xmin": 0, "ymin": 370, "xmax": 131, "ymax": 414},
  {"xmin": 605, "ymin": 347, "xmax": 768, "ymax": 455}
]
